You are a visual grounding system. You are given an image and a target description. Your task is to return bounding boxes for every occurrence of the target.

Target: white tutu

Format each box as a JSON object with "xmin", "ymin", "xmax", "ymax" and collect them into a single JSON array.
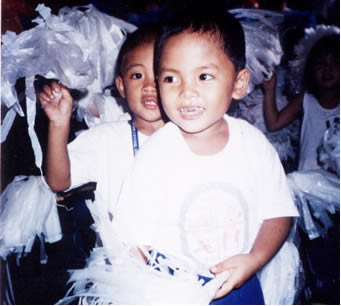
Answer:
[{"xmin": 58, "ymin": 198, "xmax": 228, "ymax": 305}]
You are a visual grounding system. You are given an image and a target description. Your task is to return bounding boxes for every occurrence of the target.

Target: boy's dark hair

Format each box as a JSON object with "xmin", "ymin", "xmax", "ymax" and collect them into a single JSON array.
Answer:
[
  {"xmin": 115, "ymin": 23, "xmax": 161, "ymax": 78},
  {"xmin": 154, "ymin": 7, "xmax": 246, "ymax": 76},
  {"xmin": 303, "ymin": 34, "xmax": 340, "ymax": 95}
]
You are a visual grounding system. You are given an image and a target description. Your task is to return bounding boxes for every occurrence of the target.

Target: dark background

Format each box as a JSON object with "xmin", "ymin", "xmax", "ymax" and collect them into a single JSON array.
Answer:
[{"xmin": 1, "ymin": 0, "xmax": 340, "ymax": 304}]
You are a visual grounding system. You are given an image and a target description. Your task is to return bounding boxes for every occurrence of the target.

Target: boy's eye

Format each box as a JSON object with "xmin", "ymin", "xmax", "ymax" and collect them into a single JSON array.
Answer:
[
  {"xmin": 163, "ymin": 76, "xmax": 178, "ymax": 83},
  {"xmin": 131, "ymin": 73, "xmax": 143, "ymax": 79},
  {"xmin": 199, "ymin": 74, "xmax": 213, "ymax": 81}
]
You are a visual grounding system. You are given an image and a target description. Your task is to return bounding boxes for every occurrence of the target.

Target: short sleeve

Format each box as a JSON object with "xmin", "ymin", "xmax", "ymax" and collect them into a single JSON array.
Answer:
[
  {"xmin": 256, "ymin": 134, "xmax": 299, "ymax": 219},
  {"xmin": 68, "ymin": 128, "xmax": 102, "ymax": 188}
]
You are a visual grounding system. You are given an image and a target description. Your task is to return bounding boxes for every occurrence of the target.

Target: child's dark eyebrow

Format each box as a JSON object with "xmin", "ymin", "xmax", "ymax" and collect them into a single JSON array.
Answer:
[
  {"xmin": 160, "ymin": 64, "xmax": 220, "ymax": 73},
  {"xmin": 159, "ymin": 67, "xmax": 178, "ymax": 74},
  {"xmin": 196, "ymin": 64, "xmax": 220, "ymax": 70},
  {"xmin": 124, "ymin": 63, "xmax": 144, "ymax": 72}
]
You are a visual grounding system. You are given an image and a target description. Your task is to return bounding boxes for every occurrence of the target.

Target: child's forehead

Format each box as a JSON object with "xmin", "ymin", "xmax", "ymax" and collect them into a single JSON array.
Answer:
[
  {"xmin": 312, "ymin": 52, "xmax": 340, "ymax": 63},
  {"xmin": 175, "ymin": 29, "xmax": 222, "ymax": 43},
  {"xmin": 165, "ymin": 30, "xmax": 224, "ymax": 53},
  {"xmin": 129, "ymin": 41, "xmax": 154, "ymax": 55},
  {"xmin": 159, "ymin": 30, "xmax": 235, "ymax": 73},
  {"xmin": 123, "ymin": 42, "xmax": 154, "ymax": 62},
  {"xmin": 120, "ymin": 42, "xmax": 154, "ymax": 74},
  {"xmin": 163, "ymin": 30, "xmax": 226, "ymax": 57}
]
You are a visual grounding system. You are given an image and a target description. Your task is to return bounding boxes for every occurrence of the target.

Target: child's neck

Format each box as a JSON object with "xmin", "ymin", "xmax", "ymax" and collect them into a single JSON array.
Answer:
[
  {"xmin": 133, "ymin": 118, "xmax": 164, "ymax": 136},
  {"xmin": 181, "ymin": 119, "xmax": 229, "ymax": 156},
  {"xmin": 315, "ymin": 87, "xmax": 340, "ymax": 109}
]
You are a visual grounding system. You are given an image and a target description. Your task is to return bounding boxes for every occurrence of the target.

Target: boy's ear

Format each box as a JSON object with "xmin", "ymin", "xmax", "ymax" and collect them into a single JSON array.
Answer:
[
  {"xmin": 232, "ymin": 68, "xmax": 250, "ymax": 100},
  {"xmin": 115, "ymin": 76, "xmax": 126, "ymax": 98}
]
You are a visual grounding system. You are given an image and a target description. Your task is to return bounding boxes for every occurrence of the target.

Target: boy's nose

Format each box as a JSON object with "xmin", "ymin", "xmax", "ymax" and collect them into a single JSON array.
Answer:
[
  {"xmin": 180, "ymin": 80, "xmax": 198, "ymax": 101},
  {"xmin": 142, "ymin": 80, "xmax": 156, "ymax": 94}
]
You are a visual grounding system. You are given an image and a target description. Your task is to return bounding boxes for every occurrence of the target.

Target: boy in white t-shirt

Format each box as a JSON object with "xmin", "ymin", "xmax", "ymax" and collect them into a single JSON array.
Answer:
[
  {"xmin": 39, "ymin": 24, "xmax": 165, "ymax": 217},
  {"xmin": 114, "ymin": 8, "xmax": 299, "ymax": 304}
]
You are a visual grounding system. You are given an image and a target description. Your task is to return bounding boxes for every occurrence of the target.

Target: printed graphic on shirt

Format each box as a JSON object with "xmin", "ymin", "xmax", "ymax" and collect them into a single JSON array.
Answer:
[{"xmin": 179, "ymin": 182, "xmax": 249, "ymax": 267}]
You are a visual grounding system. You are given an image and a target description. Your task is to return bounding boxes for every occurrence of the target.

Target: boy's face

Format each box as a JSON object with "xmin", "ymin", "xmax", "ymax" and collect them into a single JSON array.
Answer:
[
  {"xmin": 115, "ymin": 42, "xmax": 162, "ymax": 123},
  {"xmin": 312, "ymin": 53, "xmax": 340, "ymax": 91},
  {"xmin": 158, "ymin": 31, "xmax": 249, "ymax": 136}
]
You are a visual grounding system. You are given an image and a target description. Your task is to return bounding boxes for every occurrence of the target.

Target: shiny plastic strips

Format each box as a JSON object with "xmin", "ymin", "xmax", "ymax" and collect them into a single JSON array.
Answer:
[{"xmin": 0, "ymin": 176, "xmax": 62, "ymax": 259}]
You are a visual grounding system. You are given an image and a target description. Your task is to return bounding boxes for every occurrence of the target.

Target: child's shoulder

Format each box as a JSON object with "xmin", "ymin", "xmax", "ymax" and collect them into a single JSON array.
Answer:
[
  {"xmin": 227, "ymin": 115, "xmax": 282, "ymax": 164},
  {"xmin": 227, "ymin": 115, "xmax": 267, "ymax": 140},
  {"xmin": 135, "ymin": 122, "xmax": 179, "ymax": 156},
  {"xmin": 88, "ymin": 119, "xmax": 130, "ymax": 132},
  {"xmin": 148, "ymin": 121, "xmax": 178, "ymax": 139},
  {"xmin": 76, "ymin": 119, "xmax": 131, "ymax": 142}
]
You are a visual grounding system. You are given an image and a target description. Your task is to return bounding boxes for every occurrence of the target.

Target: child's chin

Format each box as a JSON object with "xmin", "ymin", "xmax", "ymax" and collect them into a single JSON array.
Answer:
[{"xmin": 179, "ymin": 125, "xmax": 205, "ymax": 135}]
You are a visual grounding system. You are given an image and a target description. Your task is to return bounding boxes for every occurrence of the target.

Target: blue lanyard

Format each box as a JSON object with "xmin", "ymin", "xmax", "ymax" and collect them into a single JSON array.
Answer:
[{"xmin": 129, "ymin": 120, "xmax": 139, "ymax": 156}]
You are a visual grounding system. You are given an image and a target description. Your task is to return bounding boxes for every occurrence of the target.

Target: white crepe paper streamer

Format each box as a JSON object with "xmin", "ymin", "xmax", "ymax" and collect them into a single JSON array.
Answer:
[
  {"xmin": 1, "ymin": 3, "xmax": 137, "ymax": 185},
  {"xmin": 56, "ymin": 4, "xmax": 136, "ymax": 122},
  {"xmin": 0, "ymin": 176, "xmax": 62, "ymax": 260},
  {"xmin": 82, "ymin": 91, "xmax": 131, "ymax": 127},
  {"xmin": 1, "ymin": 109, "xmax": 18, "ymax": 143},
  {"xmin": 229, "ymin": 8, "xmax": 283, "ymax": 93},
  {"xmin": 230, "ymin": 8, "xmax": 285, "ymax": 28},
  {"xmin": 25, "ymin": 76, "xmax": 43, "ymax": 170},
  {"xmin": 287, "ymin": 169, "xmax": 340, "ymax": 239},
  {"xmin": 257, "ymin": 240, "xmax": 302, "ymax": 305}
]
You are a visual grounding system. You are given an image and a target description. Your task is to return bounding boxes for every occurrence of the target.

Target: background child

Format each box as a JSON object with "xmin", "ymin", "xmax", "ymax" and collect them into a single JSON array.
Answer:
[
  {"xmin": 263, "ymin": 28, "xmax": 340, "ymax": 304},
  {"xmin": 114, "ymin": 8, "xmax": 298, "ymax": 304},
  {"xmin": 263, "ymin": 32, "xmax": 340, "ymax": 171},
  {"xmin": 39, "ymin": 23, "xmax": 165, "ymax": 218}
]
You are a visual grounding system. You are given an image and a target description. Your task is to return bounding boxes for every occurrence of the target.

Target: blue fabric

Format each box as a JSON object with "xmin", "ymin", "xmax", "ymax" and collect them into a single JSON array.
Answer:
[{"xmin": 209, "ymin": 274, "xmax": 264, "ymax": 305}]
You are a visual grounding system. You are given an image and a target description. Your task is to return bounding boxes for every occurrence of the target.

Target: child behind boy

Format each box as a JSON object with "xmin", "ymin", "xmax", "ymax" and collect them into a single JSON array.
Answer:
[
  {"xmin": 39, "ymin": 23, "xmax": 165, "ymax": 217},
  {"xmin": 262, "ymin": 29, "xmax": 340, "ymax": 303},
  {"xmin": 114, "ymin": 8, "xmax": 299, "ymax": 304},
  {"xmin": 263, "ymin": 32, "xmax": 340, "ymax": 171}
]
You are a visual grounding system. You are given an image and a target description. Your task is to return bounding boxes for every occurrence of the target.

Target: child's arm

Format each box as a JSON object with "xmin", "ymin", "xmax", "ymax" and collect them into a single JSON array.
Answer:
[
  {"xmin": 263, "ymin": 74, "xmax": 303, "ymax": 131},
  {"xmin": 210, "ymin": 216, "xmax": 291, "ymax": 299},
  {"xmin": 39, "ymin": 82, "xmax": 73, "ymax": 191}
]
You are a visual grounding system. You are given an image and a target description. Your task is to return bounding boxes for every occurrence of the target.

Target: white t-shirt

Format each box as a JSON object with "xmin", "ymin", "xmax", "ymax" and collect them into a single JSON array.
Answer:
[
  {"xmin": 68, "ymin": 119, "xmax": 148, "ymax": 215},
  {"xmin": 114, "ymin": 115, "xmax": 298, "ymax": 274},
  {"xmin": 298, "ymin": 93, "xmax": 340, "ymax": 171}
]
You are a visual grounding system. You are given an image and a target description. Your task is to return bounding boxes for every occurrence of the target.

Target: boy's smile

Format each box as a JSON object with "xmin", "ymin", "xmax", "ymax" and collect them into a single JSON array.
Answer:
[
  {"xmin": 179, "ymin": 105, "xmax": 205, "ymax": 120},
  {"xmin": 158, "ymin": 31, "xmax": 249, "ymax": 139}
]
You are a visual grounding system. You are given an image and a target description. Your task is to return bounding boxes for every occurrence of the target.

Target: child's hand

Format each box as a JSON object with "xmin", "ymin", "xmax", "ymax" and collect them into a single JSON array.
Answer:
[
  {"xmin": 262, "ymin": 73, "xmax": 277, "ymax": 92},
  {"xmin": 39, "ymin": 81, "xmax": 73, "ymax": 125},
  {"xmin": 210, "ymin": 253, "xmax": 258, "ymax": 299}
]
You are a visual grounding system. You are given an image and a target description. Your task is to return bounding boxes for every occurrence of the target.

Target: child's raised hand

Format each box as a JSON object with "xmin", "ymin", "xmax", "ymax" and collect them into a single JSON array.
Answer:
[
  {"xmin": 210, "ymin": 253, "xmax": 258, "ymax": 299},
  {"xmin": 262, "ymin": 73, "xmax": 277, "ymax": 92},
  {"xmin": 39, "ymin": 81, "xmax": 73, "ymax": 125}
]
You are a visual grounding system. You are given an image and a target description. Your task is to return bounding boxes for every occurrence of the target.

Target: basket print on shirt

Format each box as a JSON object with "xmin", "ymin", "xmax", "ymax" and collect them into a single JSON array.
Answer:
[{"xmin": 179, "ymin": 182, "xmax": 249, "ymax": 268}]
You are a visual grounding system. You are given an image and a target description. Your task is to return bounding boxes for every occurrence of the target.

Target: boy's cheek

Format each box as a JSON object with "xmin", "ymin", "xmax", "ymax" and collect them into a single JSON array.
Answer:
[{"xmin": 160, "ymin": 85, "xmax": 176, "ymax": 96}]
